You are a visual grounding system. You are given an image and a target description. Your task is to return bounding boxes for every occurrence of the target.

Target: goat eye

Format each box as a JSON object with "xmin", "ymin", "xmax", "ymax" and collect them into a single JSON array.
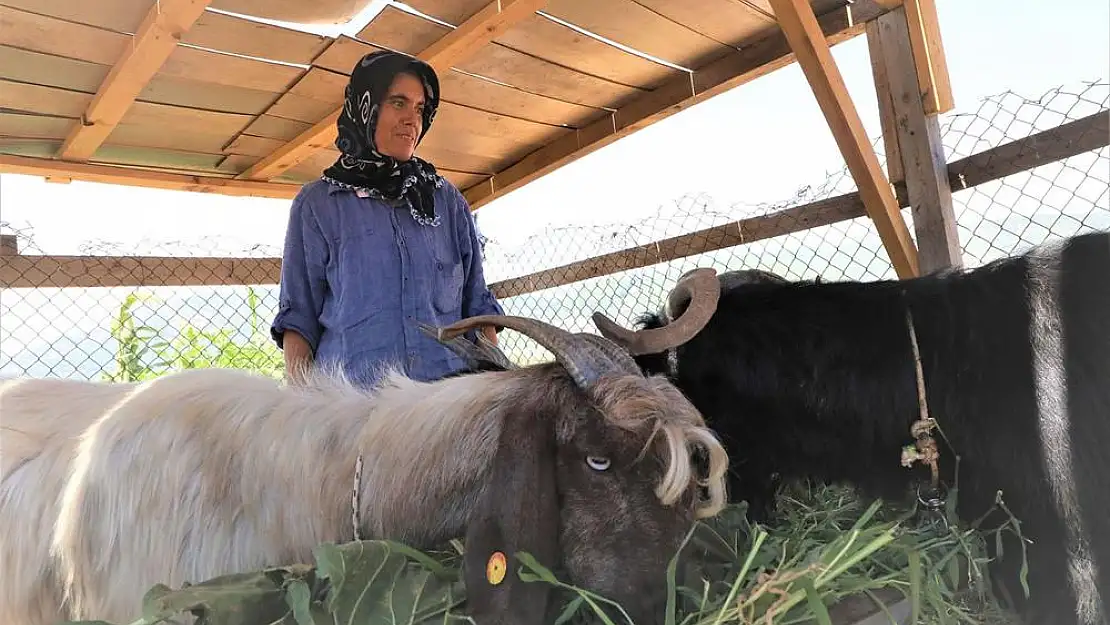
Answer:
[{"xmin": 586, "ymin": 456, "xmax": 611, "ymax": 471}]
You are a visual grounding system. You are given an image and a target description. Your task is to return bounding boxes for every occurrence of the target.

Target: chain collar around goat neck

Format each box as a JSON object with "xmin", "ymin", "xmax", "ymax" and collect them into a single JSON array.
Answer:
[{"xmin": 898, "ymin": 302, "xmax": 949, "ymax": 520}]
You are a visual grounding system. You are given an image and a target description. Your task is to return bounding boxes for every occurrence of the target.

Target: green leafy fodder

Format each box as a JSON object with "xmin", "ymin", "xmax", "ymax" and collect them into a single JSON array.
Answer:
[{"xmin": 61, "ymin": 482, "xmax": 1024, "ymax": 625}]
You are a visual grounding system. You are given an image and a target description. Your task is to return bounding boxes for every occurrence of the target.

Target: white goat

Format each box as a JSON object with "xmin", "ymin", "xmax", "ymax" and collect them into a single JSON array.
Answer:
[{"xmin": 0, "ymin": 291, "xmax": 727, "ymax": 625}]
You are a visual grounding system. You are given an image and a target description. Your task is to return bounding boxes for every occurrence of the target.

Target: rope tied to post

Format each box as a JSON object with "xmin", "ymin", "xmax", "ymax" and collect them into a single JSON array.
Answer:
[{"xmin": 899, "ymin": 303, "xmax": 945, "ymax": 512}]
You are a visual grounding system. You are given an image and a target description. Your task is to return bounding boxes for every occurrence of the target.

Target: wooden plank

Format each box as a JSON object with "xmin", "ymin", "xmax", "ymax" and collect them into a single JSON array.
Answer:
[
  {"xmin": 0, "ymin": 234, "xmax": 18, "ymax": 256},
  {"xmin": 865, "ymin": 22, "xmax": 903, "ymax": 183},
  {"xmin": 0, "ymin": 113, "xmax": 74, "ymax": 139},
  {"xmin": 158, "ymin": 45, "xmax": 304, "ymax": 93},
  {"xmin": 57, "ymin": 0, "xmax": 215, "ymax": 162},
  {"xmin": 122, "ymin": 101, "xmax": 253, "ymax": 136},
  {"xmin": 237, "ymin": 0, "xmax": 549, "ymax": 181},
  {"xmin": 183, "ymin": 10, "xmax": 331, "ymax": 66},
  {"xmin": 264, "ymin": 68, "xmax": 348, "ymax": 123},
  {"xmin": 0, "ymin": 81, "xmax": 92, "ymax": 118},
  {"xmin": 357, "ymin": 5, "xmax": 445, "ymax": 54},
  {"xmin": 489, "ymin": 189, "xmax": 871, "ymax": 298},
  {"xmin": 0, "ymin": 256, "xmax": 284, "ymax": 289},
  {"xmin": 767, "ymin": 0, "xmax": 918, "ymax": 278},
  {"xmin": 441, "ymin": 169, "xmax": 489, "ymax": 189},
  {"xmin": 403, "ymin": 0, "xmax": 486, "ymax": 25},
  {"xmin": 0, "ymin": 5, "xmax": 129, "ymax": 66},
  {"xmin": 456, "ymin": 42, "xmax": 645, "ymax": 109},
  {"xmin": 242, "ymin": 115, "xmax": 314, "ymax": 142},
  {"xmin": 104, "ymin": 119, "xmax": 244, "ymax": 154},
  {"xmin": 542, "ymin": 0, "xmax": 734, "ymax": 68},
  {"xmin": 209, "ymin": 0, "xmax": 368, "ymax": 25},
  {"xmin": 440, "ymin": 71, "xmax": 607, "ymax": 128},
  {"xmin": 0, "ymin": 139, "xmax": 59, "ymax": 159},
  {"xmin": 415, "ymin": 103, "xmax": 574, "ymax": 172},
  {"xmin": 0, "ymin": 46, "xmax": 109, "ymax": 93},
  {"xmin": 631, "ymin": 0, "xmax": 778, "ymax": 47},
  {"xmin": 902, "ymin": 0, "xmax": 954, "ymax": 115},
  {"xmin": 0, "ymin": 153, "xmax": 301, "ymax": 199},
  {"xmin": 224, "ymin": 135, "xmax": 288, "ymax": 157},
  {"xmin": 361, "ymin": 6, "xmax": 678, "ymax": 91},
  {"xmin": 357, "ymin": 11, "xmax": 644, "ymax": 110},
  {"xmin": 875, "ymin": 7, "xmax": 960, "ymax": 273},
  {"xmin": 492, "ymin": 13, "xmax": 681, "ymax": 90},
  {"xmin": 93, "ymin": 144, "xmax": 229, "ymax": 172},
  {"xmin": 946, "ymin": 110, "xmax": 1109, "ymax": 190},
  {"xmin": 139, "ymin": 75, "xmax": 280, "ymax": 116},
  {"xmin": 425, "ymin": 102, "xmax": 572, "ymax": 151},
  {"xmin": 463, "ymin": 1, "xmax": 893, "ymax": 209},
  {"xmin": 309, "ymin": 35, "xmax": 382, "ymax": 76},
  {"xmin": 0, "ymin": 0, "xmax": 153, "ymax": 33}
]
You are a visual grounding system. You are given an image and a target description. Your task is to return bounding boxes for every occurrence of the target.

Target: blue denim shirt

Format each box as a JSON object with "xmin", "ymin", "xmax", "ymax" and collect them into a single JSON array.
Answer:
[{"xmin": 271, "ymin": 178, "xmax": 505, "ymax": 387}]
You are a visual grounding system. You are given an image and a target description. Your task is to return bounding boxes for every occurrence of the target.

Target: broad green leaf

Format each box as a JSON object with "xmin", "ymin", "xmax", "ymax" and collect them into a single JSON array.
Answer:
[
  {"xmin": 313, "ymin": 540, "xmax": 466, "ymax": 625},
  {"xmin": 136, "ymin": 564, "xmax": 316, "ymax": 625}
]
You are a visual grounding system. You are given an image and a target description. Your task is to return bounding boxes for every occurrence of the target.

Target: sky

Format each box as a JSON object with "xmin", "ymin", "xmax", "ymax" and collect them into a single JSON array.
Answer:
[{"xmin": 1, "ymin": 0, "xmax": 1108, "ymax": 376}]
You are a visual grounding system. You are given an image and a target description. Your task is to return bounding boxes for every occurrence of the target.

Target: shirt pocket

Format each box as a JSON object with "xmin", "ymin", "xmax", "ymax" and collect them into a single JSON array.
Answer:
[
  {"xmin": 420, "ymin": 227, "xmax": 465, "ymax": 315},
  {"xmin": 433, "ymin": 259, "xmax": 464, "ymax": 314}
]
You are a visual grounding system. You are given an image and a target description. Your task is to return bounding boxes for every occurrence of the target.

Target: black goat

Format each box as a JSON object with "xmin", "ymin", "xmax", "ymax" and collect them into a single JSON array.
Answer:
[{"xmin": 591, "ymin": 231, "xmax": 1110, "ymax": 625}]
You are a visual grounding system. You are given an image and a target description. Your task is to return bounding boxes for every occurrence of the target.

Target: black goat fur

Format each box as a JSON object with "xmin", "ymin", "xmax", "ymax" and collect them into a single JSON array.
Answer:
[{"xmin": 631, "ymin": 231, "xmax": 1109, "ymax": 625}]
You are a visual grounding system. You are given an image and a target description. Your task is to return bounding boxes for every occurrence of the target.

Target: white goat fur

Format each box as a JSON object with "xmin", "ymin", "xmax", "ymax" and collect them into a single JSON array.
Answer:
[{"xmin": 0, "ymin": 364, "xmax": 726, "ymax": 625}]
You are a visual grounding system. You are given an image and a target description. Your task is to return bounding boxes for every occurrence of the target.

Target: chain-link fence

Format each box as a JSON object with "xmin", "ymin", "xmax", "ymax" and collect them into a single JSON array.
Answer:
[{"xmin": 1, "ymin": 81, "xmax": 1107, "ymax": 378}]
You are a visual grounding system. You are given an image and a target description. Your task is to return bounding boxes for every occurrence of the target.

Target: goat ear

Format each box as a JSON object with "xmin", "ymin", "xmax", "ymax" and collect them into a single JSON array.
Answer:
[{"xmin": 463, "ymin": 409, "xmax": 560, "ymax": 624}]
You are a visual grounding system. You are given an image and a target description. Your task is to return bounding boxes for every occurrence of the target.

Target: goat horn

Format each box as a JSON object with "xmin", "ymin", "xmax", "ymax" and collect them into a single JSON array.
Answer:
[
  {"xmin": 591, "ymin": 267, "xmax": 721, "ymax": 355},
  {"xmin": 435, "ymin": 315, "xmax": 637, "ymax": 389},
  {"xmin": 416, "ymin": 322, "xmax": 519, "ymax": 370}
]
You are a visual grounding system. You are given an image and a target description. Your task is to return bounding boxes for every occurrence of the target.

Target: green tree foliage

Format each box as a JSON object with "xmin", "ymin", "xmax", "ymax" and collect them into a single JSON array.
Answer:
[{"xmin": 102, "ymin": 286, "xmax": 283, "ymax": 382}]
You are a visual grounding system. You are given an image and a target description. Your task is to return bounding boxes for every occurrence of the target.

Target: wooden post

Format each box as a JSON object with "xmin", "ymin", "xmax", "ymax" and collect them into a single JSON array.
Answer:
[
  {"xmin": 767, "ymin": 0, "xmax": 920, "ymax": 279},
  {"xmin": 870, "ymin": 6, "xmax": 962, "ymax": 273},
  {"xmin": 0, "ymin": 234, "xmax": 18, "ymax": 256}
]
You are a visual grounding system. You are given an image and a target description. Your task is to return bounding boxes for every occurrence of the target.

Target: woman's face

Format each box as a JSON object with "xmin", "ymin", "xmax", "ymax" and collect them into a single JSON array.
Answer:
[{"xmin": 373, "ymin": 71, "xmax": 426, "ymax": 161}]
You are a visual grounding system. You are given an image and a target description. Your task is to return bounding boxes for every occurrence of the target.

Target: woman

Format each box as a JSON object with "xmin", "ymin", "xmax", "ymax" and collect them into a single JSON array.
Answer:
[{"xmin": 271, "ymin": 50, "xmax": 505, "ymax": 387}]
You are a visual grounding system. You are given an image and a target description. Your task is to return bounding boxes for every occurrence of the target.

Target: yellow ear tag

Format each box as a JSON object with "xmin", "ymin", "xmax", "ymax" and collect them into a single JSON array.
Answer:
[{"xmin": 486, "ymin": 551, "xmax": 507, "ymax": 585}]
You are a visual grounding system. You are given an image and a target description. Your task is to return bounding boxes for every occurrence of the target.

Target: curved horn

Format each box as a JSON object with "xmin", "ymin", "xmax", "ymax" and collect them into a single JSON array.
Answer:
[
  {"xmin": 417, "ymin": 322, "xmax": 519, "ymax": 370},
  {"xmin": 435, "ymin": 315, "xmax": 638, "ymax": 389},
  {"xmin": 591, "ymin": 267, "xmax": 721, "ymax": 355},
  {"xmin": 577, "ymin": 333, "xmax": 642, "ymax": 377}
]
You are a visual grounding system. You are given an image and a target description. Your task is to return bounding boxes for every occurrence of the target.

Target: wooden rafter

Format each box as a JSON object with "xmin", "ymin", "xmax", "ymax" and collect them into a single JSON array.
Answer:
[
  {"xmin": 767, "ymin": 0, "xmax": 919, "ymax": 278},
  {"xmin": 902, "ymin": 0, "xmax": 954, "ymax": 115},
  {"xmin": 462, "ymin": 0, "xmax": 899, "ymax": 210},
  {"xmin": 0, "ymin": 154, "xmax": 300, "ymax": 199},
  {"xmin": 56, "ymin": 0, "xmax": 214, "ymax": 162},
  {"xmin": 871, "ymin": 7, "xmax": 961, "ymax": 273},
  {"xmin": 236, "ymin": 0, "xmax": 549, "ymax": 182}
]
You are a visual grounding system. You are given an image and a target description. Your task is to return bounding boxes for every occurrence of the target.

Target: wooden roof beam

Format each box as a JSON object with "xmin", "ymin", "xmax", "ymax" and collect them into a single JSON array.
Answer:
[
  {"xmin": 903, "ymin": 0, "xmax": 954, "ymax": 115},
  {"xmin": 236, "ymin": 0, "xmax": 549, "ymax": 182},
  {"xmin": 461, "ymin": 2, "xmax": 900, "ymax": 207},
  {"xmin": 0, "ymin": 154, "xmax": 300, "ymax": 199},
  {"xmin": 56, "ymin": 0, "xmax": 214, "ymax": 162},
  {"xmin": 767, "ymin": 0, "xmax": 919, "ymax": 278}
]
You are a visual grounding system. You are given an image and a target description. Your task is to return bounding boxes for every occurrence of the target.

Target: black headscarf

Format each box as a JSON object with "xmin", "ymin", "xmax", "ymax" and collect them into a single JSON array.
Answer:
[{"xmin": 321, "ymin": 50, "xmax": 443, "ymax": 227}]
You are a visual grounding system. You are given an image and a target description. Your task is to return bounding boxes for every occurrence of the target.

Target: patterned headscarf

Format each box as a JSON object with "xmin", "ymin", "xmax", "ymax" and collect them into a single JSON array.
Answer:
[{"xmin": 321, "ymin": 50, "xmax": 443, "ymax": 227}]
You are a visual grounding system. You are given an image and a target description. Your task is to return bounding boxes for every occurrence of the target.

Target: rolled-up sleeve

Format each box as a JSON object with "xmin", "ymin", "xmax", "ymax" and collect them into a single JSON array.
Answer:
[
  {"xmin": 271, "ymin": 187, "xmax": 329, "ymax": 352},
  {"xmin": 453, "ymin": 188, "xmax": 505, "ymax": 322}
]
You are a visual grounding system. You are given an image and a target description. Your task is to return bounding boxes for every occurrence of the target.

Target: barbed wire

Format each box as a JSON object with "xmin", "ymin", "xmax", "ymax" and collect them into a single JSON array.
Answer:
[{"xmin": 1, "ymin": 81, "xmax": 1107, "ymax": 377}]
